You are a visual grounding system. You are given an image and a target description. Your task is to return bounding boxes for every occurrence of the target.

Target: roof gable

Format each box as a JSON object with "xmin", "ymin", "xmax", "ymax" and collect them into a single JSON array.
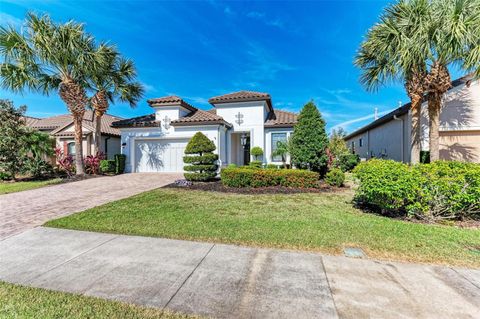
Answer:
[
  {"xmin": 208, "ymin": 90, "xmax": 273, "ymax": 111},
  {"xmin": 147, "ymin": 95, "xmax": 197, "ymax": 112}
]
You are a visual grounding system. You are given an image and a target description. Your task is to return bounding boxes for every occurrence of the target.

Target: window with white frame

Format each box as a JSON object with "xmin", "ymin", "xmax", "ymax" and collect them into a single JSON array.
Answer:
[
  {"xmin": 271, "ymin": 132, "xmax": 287, "ymax": 162},
  {"xmin": 67, "ymin": 142, "xmax": 75, "ymax": 157}
]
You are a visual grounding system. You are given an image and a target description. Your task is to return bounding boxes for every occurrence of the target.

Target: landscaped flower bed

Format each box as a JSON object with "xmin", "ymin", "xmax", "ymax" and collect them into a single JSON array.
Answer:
[{"xmin": 220, "ymin": 167, "xmax": 320, "ymax": 188}]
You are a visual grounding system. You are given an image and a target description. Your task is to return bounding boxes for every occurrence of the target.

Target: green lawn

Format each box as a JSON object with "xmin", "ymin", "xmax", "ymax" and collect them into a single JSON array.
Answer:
[
  {"xmin": 0, "ymin": 281, "xmax": 198, "ymax": 319},
  {"xmin": 46, "ymin": 188, "xmax": 480, "ymax": 268},
  {"xmin": 0, "ymin": 178, "xmax": 62, "ymax": 194}
]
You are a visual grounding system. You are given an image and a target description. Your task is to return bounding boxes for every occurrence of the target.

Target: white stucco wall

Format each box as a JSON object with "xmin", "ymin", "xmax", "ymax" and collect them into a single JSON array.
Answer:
[
  {"xmin": 120, "ymin": 125, "xmax": 223, "ymax": 172},
  {"xmin": 215, "ymin": 101, "xmax": 267, "ymax": 153}
]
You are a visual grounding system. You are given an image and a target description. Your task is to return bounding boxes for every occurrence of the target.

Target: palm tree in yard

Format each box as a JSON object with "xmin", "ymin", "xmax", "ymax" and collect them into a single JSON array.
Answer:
[
  {"xmin": 424, "ymin": 0, "xmax": 480, "ymax": 161},
  {"xmin": 355, "ymin": 0, "xmax": 431, "ymax": 163},
  {"xmin": 89, "ymin": 47, "xmax": 144, "ymax": 155},
  {"xmin": 0, "ymin": 13, "xmax": 107, "ymax": 175}
]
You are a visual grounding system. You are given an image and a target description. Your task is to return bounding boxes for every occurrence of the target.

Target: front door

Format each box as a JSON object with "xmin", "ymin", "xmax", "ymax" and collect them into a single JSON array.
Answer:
[{"xmin": 243, "ymin": 136, "xmax": 250, "ymax": 165}]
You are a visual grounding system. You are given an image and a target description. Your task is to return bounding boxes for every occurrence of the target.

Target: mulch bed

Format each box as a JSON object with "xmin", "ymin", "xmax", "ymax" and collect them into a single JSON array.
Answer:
[{"xmin": 165, "ymin": 179, "xmax": 345, "ymax": 195}]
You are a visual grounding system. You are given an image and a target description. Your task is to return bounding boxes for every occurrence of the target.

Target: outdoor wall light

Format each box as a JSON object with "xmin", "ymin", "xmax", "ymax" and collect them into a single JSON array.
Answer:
[{"xmin": 240, "ymin": 133, "xmax": 247, "ymax": 148}]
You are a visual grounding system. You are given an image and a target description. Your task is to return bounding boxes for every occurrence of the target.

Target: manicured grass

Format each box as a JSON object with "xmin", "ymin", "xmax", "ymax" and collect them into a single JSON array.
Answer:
[
  {"xmin": 0, "ymin": 281, "xmax": 198, "ymax": 319},
  {"xmin": 0, "ymin": 178, "xmax": 62, "ymax": 194},
  {"xmin": 46, "ymin": 188, "xmax": 480, "ymax": 268}
]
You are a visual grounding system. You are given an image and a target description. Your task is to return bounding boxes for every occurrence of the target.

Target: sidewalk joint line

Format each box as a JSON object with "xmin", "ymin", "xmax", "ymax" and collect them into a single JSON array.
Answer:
[
  {"xmin": 450, "ymin": 267, "xmax": 480, "ymax": 290},
  {"xmin": 163, "ymin": 243, "xmax": 216, "ymax": 309},
  {"xmin": 320, "ymin": 256, "xmax": 340, "ymax": 319},
  {"xmin": 25, "ymin": 234, "xmax": 120, "ymax": 285}
]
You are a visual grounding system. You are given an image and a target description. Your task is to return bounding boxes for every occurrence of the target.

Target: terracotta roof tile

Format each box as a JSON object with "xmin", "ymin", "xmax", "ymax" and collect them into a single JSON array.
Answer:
[
  {"xmin": 264, "ymin": 110, "xmax": 298, "ymax": 127},
  {"xmin": 111, "ymin": 113, "xmax": 157, "ymax": 128},
  {"xmin": 26, "ymin": 111, "xmax": 122, "ymax": 136},
  {"xmin": 171, "ymin": 109, "xmax": 232, "ymax": 127},
  {"xmin": 208, "ymin": 90, "xmax": 273, "ymax": 111},
  {"xmin": 147, "ymin": 95, "xmax": 197, "ymax": 112}
]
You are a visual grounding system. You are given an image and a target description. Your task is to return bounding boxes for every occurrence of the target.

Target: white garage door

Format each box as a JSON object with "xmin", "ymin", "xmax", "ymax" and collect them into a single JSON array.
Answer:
[{"xmin": 134, "ymin": 139, "xmax": 188, "ymax": 172}]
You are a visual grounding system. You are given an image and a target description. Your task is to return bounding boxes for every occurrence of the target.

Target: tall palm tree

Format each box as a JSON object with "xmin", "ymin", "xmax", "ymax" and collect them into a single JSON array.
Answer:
[
  {"xmin": 88, "ymin": 47, "xmax": 144, "ymax": 155},
  {"xmin": 0, "ymin": 13, "xmax": 107, "ymax": 175},
  {"xmin": 424, "ymin": 0, "xmax": 480, "ymax": 161},
  {"xmin": 355, "ymin": 0, "xmax": 430, "ymax": 163}
]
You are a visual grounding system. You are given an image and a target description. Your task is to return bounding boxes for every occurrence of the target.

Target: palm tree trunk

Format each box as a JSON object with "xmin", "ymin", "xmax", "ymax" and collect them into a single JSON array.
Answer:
[
  {"xmin": 94, "ymin": 111, "xmax": 102, "ymax": 155},
  {"xmin": 410, "ymin": 95, "xmax": 422, "ymax": 164},
  {"xmin": 428, "ymin": 93, "xmax": 441, "ymax": 161},
  {"xmin": 73, "ymin": 112, "xmax": 85, "ymax": 175}
]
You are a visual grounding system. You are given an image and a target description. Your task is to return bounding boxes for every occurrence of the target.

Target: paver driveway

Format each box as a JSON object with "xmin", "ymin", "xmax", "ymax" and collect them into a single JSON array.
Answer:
[{"xmin": 0, "ymin": 173, "xmax": 181, "ymax": 240}]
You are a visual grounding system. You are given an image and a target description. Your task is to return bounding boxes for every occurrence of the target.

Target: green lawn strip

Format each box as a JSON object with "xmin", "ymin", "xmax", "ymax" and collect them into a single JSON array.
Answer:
[
  {"xmin": 0, "ymin": 281, "xmax": 198, "ymax": 319},
  {"xmin": 46, "ymin": 188, "xmax": 480, "ymax": 268},
  {"xmin": 0, "ymin": 178, "xmax": 62, "ymax": 194}
]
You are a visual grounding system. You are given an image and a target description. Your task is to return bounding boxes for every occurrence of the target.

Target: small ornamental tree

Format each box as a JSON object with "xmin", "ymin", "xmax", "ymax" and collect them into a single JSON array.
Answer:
[
  {"xmin": 183, "ymin": 132, "xmax": 218, "ymax": 181},
  {"xmin": 290, "ymin": 101, "xmax": 329, "ymax": 176},
  {"xmin": 250, "ymin": 146, "xmax": 263, "ymax": 161}
]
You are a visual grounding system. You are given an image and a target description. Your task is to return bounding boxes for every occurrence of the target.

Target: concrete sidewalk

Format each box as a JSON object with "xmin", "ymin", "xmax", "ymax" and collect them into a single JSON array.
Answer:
[{"xmin": 1, "ymin": 228, "xmax": 479, "ymax": 319}]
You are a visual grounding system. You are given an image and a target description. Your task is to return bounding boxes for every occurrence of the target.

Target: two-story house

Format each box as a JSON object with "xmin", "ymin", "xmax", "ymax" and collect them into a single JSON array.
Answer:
[{"xmin": 111, "ymin": 91, "xmax": 297, "ymax": 173}]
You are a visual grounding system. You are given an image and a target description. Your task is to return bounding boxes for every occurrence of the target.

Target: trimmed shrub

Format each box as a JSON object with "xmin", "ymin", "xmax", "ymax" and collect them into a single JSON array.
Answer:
[
  {"xmin": 183, "ymin": 132, "xmax": 218, "ymax": 181},
  {"xmin": 338, "ymin": 154, "xmax": 360, "ymax": 172},
  {"xmin": 250, "ymin": 146, "xmax": 264, "ymax": 161},
  {"xmin": 325, "ymin": 168, "xmax": 345, "ymax": 187},
  {"xmin": 266, "ymin": 164, "xmax": 279, "ymax": 169},
  {"xmin": 221, "ymin": 167, "xmax": 319, "ymax": 188},
  {"xmin": 100, "ymin": 159, "xmax": 115, "ymax": 173},
  {"xmin": 353, "ymin": 159, "xmax": 480, "ymax": 221},
  {"xmin": 227, "ymin": 163, "xmax": 237, "ymax": 168},
  {"xmin": 114, "ymin": 154, "xmax": 126, "ymax": 174},
  {"xmin": 22, "ymin": 157, "xmax": 54, "ymax": 179},
  {"xmin": 249, "ymin": 160, "xmax": 262, "ymax": 168}
]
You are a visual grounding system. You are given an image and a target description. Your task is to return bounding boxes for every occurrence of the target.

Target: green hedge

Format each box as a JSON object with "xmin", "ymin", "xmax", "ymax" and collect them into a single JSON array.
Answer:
[
  {"xmin": 337, "ymin": 154, "xmax": 360, "ymax": 172},
  {"xmin": 221, "ymin": 167, "xmax": 319, "ymax": 188},
  {"xmin": 353, "ymin": 159, "xmax": 480, "ymax": 221},
  {"xmin": 100, "ymin": 159, "xmax": 115, "ymax": 173},
  {"xmin": 325, "ymin": 168, "xmax": 345, "ymax": 187},
  {"xmin": 114, "ymin": 154, "xmax": 126, "ymax": 174}
]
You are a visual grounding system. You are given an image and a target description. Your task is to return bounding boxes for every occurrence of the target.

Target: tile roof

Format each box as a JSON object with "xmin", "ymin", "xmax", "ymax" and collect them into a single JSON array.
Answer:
[
  {"xmin": 265, "ymin": 110, "xmax": 298, "ymax": 127},
  {"xmin": 111, "ymin": 113, "xmax": 157, "ymax": 128},
  {"xmin": 171, "ymin": 109, "xmax": 232, "ymax": 127},
  {"xmin": 147, "ymin": 95, "xmax": 197, "ymax": 112},
  {"xmin": 26, "ymin": 111, "xmax": 122, "ymax": 136},
  {"xmin": 208, "ymin": 90, "xmax": 273, "ymax": 111},
  {"xmin": 21, "ymin": 116, "xmax": 40, "ymax": 127}
]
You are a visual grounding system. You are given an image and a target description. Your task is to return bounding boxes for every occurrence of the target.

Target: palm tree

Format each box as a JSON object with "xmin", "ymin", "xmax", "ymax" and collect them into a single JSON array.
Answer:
[
  {"xmin": 355, "ymin": 0, "xmax": 431, "ymax": 164},
  {"xmin": 88, "ymin": 47, "xmax": 144, "ymax": 155},
  {"xmin": 0, "ymin": 13, "xmax": 107, "ymax": 175},
  {"xmin": 423, "ymin": 0, "xmax": 480, "ymax": 161}
]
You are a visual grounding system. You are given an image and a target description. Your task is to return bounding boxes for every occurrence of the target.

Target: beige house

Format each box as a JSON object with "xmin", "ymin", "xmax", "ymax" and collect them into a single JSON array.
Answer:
[
  {"xmin": 25, "ymin": 111, "xmax": 122, "ymax": 159},
  {"xmin": 345, "ymin": 75, "xmax": 480, "ymax": 163}
]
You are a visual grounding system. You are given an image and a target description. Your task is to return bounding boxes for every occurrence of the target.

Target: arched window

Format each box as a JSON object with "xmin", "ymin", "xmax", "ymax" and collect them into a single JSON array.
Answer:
[{"xmin": 67, "ymin": 142, "xmax": 75, "ymax": 156}]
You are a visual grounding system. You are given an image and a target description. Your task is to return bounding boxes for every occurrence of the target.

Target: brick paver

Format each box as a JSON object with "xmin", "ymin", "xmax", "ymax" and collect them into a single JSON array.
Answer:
[{"xmin": 0, "ymin": 173, "xmax": 181, "ymax": 240}]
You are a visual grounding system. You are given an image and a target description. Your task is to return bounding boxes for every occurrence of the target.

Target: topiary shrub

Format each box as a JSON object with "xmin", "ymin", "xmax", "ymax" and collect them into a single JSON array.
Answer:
[
  {"xmin": 325, "ymin": 168, "xmax": 345, "ymax": 187},
  {"xmin": 183, "ymin": 132, "xmax": 218, "ymax": 181},
  {"xmin": 221, "ymin": 167, "xmax": 319, "ymax": 188},
  {"xmin": 100, "ymin": 159, "xmax": 115, "ymax": 174},
  {"xmin": 338, "ymin": 154, "xmax": 360, "ymax": 172},
  {"xmin": 250, "ymin": 146, "xmax": 264, "ymax": 161},
  {"xmin": 114, "ymin": 154, "xmax": 126, "ymax": 174}
]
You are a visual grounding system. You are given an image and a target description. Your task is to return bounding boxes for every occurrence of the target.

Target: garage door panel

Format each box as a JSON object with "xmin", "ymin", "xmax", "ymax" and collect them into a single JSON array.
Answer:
[{"xmin": 134, "ymin": 139, "xmax": 188, "ymax": 172}]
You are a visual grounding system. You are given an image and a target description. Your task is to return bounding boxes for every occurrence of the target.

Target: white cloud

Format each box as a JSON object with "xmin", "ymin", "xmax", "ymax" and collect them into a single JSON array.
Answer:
[
  {"xmin": 246, "ymin": 11, "xmax": 265, "ymax": 19},
  {"xmin": 244, "ymin": 42, "xmax": 295, "ymax": 81},
  {"xmin": 329, "ymin": 109, "xmax": 392, "ymax": 133},
  {"xmin": 0, "ymin": 12, "xmax": 23, "ymax": 28},
  {"xmin": 246, "ymin": 11, "xmax": 285, "ymax": 29}
]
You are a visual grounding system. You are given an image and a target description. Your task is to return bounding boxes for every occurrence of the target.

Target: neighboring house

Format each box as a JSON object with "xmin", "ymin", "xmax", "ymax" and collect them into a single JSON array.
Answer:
[
  {"xmin": 112, "ymin": 91, "xmax": 297, "ymax": 173},
  {"xmin": 25, "ymin": 111, "xmax": 122, "ymax": 159},
  {"xmin": 345, "ymin": 75, "xmax": 480, "ymax": 163}
]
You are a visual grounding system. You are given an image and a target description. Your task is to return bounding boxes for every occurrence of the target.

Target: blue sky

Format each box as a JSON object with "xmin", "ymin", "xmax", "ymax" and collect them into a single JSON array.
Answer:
[{"xmin": 0, "ymin": 0, "xmax": 464, "ymax": 133}]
